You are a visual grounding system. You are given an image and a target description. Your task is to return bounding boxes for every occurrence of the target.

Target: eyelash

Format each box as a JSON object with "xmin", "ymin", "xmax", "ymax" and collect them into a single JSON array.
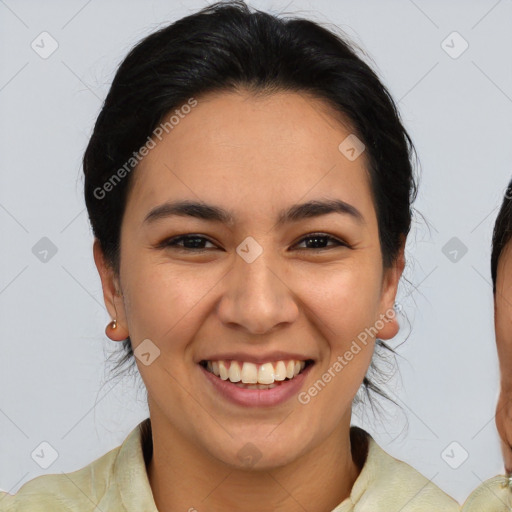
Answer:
[{"xmin": 158, "ymin": 233, "xmax": 350, "ymax": 252}]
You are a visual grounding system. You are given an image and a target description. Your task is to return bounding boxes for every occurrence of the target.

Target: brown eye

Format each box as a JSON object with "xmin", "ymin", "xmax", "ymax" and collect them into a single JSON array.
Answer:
[
  {"xmin": 159, "ymin": 235, "xmax": 217, "ymax": 251},
  {"xmin": 293, "ymin": 233, "xmax": 349, "ymax": 251}
]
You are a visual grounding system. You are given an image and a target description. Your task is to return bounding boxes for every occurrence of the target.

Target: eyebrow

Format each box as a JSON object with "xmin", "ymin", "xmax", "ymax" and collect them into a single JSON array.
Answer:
[{"xmin": 143, "ymin": 198, "xmax": 364, "ymax": 227}]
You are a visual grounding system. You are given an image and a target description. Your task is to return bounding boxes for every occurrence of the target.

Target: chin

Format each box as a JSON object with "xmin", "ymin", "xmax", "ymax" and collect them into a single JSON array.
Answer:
[{"xmin": 208, "ymin": 434, "xmax": 310, "ymax": 471}]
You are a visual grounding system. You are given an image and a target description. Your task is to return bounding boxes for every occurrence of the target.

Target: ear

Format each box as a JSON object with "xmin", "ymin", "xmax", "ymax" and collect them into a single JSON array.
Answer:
[
  {"xmin": 93, "ymin": 238, "xmax": 129, "ymax": 341},
  {"xmin": 375, "ymin": 236, "xmax": 405, "ymax": 340}
]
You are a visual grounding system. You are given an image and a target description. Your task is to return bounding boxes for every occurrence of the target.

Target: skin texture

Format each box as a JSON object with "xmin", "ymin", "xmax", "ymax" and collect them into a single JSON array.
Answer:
[
  {"xmin": 494, "ymin": 241, "xmax": 512, "ymax": 473},
  {"xmin": 94, "ymin": 89, "xmax": 405, "ymax": 512}
]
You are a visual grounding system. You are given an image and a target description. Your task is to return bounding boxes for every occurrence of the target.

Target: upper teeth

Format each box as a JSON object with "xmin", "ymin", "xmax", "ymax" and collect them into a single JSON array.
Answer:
[{"xmin": 206, "ymin": 360, "xmax": 307, "ymax": 384}]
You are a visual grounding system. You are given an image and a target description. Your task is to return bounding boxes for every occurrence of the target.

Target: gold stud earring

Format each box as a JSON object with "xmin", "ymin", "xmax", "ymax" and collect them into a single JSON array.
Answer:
[{"xmin": 105, "ymin": 318, "xmax": 121, "ymax": 340}]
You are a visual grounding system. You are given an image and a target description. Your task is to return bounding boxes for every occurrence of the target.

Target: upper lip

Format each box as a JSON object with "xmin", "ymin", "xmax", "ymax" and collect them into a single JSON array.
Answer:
[{"xmin": 198, "ymin": 351, "xmax": 315, "ymax": 365}]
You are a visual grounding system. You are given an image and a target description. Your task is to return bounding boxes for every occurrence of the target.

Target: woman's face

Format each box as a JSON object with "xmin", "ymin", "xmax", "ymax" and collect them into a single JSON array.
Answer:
[
  {"xmin": 495, "ymin": 242, "xmax": 512, "ymax": 376},
  {"xmin": 95, "ymin": 90, "xmax": 403, "ymax": 469},
  {"xmin": 494, "ymin": 240, "xmax": 512, "ymax": 472}
]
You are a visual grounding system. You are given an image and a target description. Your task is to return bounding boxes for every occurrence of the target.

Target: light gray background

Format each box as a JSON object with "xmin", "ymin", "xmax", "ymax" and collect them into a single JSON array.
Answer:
[{"xmin": 1, "ymin": 0, "xmax": 511, "ymax": 505}]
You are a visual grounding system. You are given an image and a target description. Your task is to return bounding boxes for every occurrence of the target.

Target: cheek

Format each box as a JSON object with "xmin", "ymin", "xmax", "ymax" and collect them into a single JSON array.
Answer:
[
  {"xmin": 302, "ymin": 261, "xmax": 384, "ymax": 341},
  {"xmin": 304, "ymin": 264, "xmax": 382, "ymax": 401},
  {"xmin": 496, "ymin": 297, "xmax": 512, "ymax": 345},
  {"xmin": 121, "ymin": 261, "xmax": 204, "ymax": 350}
]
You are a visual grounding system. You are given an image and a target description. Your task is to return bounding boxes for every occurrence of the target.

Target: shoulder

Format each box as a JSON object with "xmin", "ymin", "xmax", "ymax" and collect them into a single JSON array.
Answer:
[
  {"xmin": 0, "ymin": 432, "xmax": 127, "ymax": 512},
  {"xmin": 461, "ymin": 475, "xmax": 512, "ymax": 511},
  {"xmin": 340, "ymin": 427, "xmax": 460, "ymax": 511}
]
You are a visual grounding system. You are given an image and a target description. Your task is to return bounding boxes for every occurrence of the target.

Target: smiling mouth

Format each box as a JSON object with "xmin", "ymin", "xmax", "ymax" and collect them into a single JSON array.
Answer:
[{"xmin": 199, "ymin": 359, "xmax": 315, "ymax": 389}]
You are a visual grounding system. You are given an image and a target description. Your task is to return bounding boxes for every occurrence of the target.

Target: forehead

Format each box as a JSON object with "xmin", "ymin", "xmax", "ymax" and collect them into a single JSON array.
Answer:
[{"xmin": 126, "ymin": 90, "xmax": 375, "ymax": 224}]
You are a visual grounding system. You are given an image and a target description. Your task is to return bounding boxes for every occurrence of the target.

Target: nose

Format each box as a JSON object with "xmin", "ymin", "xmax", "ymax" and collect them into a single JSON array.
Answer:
[{"xmin": 216, "ymin": 248, "xmax": 299, "ymax": 335}]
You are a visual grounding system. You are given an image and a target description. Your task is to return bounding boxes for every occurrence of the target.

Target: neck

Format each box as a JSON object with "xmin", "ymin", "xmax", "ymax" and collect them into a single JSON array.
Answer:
[{"xmin": 145, "ymin": 412, "xmax": 366, "ymax": 512}]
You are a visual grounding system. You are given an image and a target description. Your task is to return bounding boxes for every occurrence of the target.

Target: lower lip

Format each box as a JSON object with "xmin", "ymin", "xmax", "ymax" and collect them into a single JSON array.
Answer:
[{"xmin": 199, "ymin": 363, "xmax": 314, "ymax": 407}]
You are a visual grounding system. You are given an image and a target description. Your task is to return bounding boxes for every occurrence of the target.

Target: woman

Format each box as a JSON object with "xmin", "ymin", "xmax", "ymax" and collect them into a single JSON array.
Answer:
[
  {"xmin": 493, "ymin": 180, "xmax": 512, "ymax": 477},
  {"xmin": 460, "ymin": 180, "xmax": 512, "ymax": 511},
  {"xmin": 0, "ymin": 1, "xmax": 461, "ymax": 510}
]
